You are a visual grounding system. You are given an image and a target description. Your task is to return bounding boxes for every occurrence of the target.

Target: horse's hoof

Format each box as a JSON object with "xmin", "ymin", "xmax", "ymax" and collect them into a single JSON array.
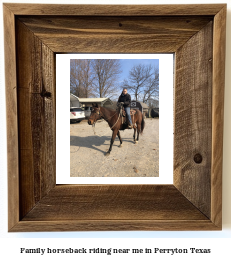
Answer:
[
  {"xmin": 105, "ymin": 152, "xmax": 110, "ymax": 156},
  {"xmin": 119, "ymin": 144, "xmax": 123, "ymax": 148},
  {"xmin": 134, "ymin": 141, "xmax": 138, "ymax": 144}
]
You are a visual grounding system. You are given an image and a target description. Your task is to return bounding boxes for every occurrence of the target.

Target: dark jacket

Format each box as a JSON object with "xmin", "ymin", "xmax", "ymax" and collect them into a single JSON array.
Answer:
[{"xmin": 118, "ymin": 92, "xmax": 131, "ymax": 108}]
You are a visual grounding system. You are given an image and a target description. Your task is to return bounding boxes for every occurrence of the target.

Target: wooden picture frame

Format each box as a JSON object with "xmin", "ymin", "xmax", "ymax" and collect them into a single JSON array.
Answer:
[{"xmin": 4, "ymin": 4, "xmax": 226, "ymax": 232}]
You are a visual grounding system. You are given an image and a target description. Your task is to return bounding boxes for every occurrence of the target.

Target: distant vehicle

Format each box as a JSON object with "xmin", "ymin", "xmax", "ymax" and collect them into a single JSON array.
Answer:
[
  {"xmin": 83, "ymin": 106, "xmax": 92, "ymax": 118},
  {"xmin": 70, "ymin": 107, "xmax": 85, "ymax": 123}
]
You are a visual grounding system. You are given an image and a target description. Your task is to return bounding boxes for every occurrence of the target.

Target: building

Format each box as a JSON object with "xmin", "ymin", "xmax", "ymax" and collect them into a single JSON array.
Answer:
[
  {"xmin": 70, "ymin": 93, "xmax": 80, "ymax": 107},
  {"xmin": 139, "ymin": 102, "xmax": 149, "ymax": 116},
  {"xmin": 131, "ymin": 100, "xmax": 149, "ymax": 117},
  {"xmin": 70, "ymin": 95, "xmax": 113, "ymax": 108},
  {"xmin": 78, "ymin": 98, "xmax": 113, "ymax": 108}
]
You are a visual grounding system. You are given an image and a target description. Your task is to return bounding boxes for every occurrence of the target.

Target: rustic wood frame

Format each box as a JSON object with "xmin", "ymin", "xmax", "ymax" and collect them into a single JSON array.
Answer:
[{"xmin": 4, "ymin": 4, "xmax": 226, "ymax": 232}]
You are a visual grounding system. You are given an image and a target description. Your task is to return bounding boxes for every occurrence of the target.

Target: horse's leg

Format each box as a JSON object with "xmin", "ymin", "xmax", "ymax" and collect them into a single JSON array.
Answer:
[
  {"xmin": 105, "ymin": 129, "xmax": 117, "ymax": 156},
  {"xmin": 135, "ymin": 115, "xmax": 141, "ymax": 143},
  {"xmin": 133, "ymin": 115, "xmax": 139, "ymax": 143},
  {"xmin": 136, "ymin": 123, "xmax": 141, "ymax": 142},
  {"xmin": 117, "ymin": 130, "xmax": 123, "ymax": 147},
  {"xmin": 133, "ymin": 125, "xmax": 137, "ymax": 143}
]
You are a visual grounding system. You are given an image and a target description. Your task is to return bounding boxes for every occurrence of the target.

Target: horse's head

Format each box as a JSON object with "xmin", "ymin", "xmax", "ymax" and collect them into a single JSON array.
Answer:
[{"xmin": 88, "ymin": 103, "xmax": 102, "ymax": 125}]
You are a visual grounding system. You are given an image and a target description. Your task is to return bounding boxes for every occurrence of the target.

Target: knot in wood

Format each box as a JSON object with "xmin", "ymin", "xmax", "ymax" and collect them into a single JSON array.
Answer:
[
  {"xmin": 194, "ymin": 153, "xmax": 203, "ymax": 164},
  {"xmin": 40, "ymin": 90, "xmax": 52, "ymax": 99}
]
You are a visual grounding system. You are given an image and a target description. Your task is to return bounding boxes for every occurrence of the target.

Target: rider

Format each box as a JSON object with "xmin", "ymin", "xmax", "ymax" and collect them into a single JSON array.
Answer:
[{"xmin": 118, "ymin": 88, "xmax": 133, "ymax": 129}]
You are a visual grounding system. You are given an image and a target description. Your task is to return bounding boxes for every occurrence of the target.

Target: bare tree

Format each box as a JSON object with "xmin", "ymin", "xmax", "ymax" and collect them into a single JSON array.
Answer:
[
  {"xmin": 70, "ymin": 59, "xmax": 95, "ymax": 98},
  {"xmin": 91, "ymin": 59, "xmax": 122, "ymax": 98},
  {"xmin": 122, "ymin": 63, "xmax": 159, "ymax": 103},
  {"xmin": 142, "ymin": 66, "xmax": 159, "ymax": 103}
]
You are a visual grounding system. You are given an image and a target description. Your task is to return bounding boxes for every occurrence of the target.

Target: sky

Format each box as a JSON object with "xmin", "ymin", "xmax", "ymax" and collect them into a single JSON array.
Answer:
[
  {"xmin": 114, "ymin": 59, "xmax": 159, "ymax": 99},
  {"xmin": 71, "ymin": 58, "xmax": 160, "ymax": 100},
  {"xmin": 119, "ymin": 59, "xmax": 159, "ymax": 83}
]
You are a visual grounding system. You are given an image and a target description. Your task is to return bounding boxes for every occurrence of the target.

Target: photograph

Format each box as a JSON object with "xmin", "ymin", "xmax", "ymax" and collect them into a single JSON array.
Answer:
[{"xmin": 70, "ymin": 59, "xmax": 159, "ymax": 177}]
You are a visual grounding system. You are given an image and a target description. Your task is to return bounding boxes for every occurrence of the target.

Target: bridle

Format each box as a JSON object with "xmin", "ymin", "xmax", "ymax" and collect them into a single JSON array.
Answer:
[
  {"xmin": 91, "ymin": 107, "xmax": 118, "ymax": 121},
  {"xmin": 91, "ymin": 106, "xmax": 120, "ymax": 130}
]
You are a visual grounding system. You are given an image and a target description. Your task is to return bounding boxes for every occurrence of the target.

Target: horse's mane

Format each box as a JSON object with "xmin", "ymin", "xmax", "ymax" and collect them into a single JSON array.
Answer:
[{"xmin": 101, "ymin": 106, "xmax": 118, "ymax": 113}]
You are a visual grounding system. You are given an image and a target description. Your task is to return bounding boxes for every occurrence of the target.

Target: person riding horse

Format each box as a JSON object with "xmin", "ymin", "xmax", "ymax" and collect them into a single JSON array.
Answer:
[{"xmin": 118, "ymin": 88, "xmax": 133, "ymax": 129}]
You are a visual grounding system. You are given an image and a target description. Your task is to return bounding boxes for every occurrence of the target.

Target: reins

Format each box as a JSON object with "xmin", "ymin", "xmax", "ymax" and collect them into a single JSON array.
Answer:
[
  {"xmin": 92, "ymin": 107, "xmax": 121, "ymax": 135},
  {"xmin": 110, "ymin": 113, "xmax": 120, "ymax": 129},
  {"xmin": 99, "ymin": 107, "xmax": 121, "ymax": 130}
]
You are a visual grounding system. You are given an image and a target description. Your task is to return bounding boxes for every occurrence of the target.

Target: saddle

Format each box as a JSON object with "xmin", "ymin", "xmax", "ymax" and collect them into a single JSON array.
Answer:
[
  {"xmin": 121, "ymin": 107, "xmax": 137, "ymax": 125},
  {"xmin": 117, "ymin": 103, "xmax": 137, "ymax": 125},
  {"xmin": 122, "ymin": 108, "xmax": 137, "ymax": 117}
]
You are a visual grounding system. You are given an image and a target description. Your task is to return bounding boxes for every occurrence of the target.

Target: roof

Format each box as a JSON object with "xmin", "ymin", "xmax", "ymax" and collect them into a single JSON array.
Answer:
[
  {"xmin": 70, "ymin": 93, "xmax": 79, "ymax": 101},
  {"xmin": 131, "ymin": 100, "xmax": 149, "ymax": 109},
  {"xmin": 79, "ymin": 98, "xmax": 111, "ymax": 103},
  {"xmin": 78, "ymin": 98, "xmax": 113, "ymax": 105},
  {"xmin": 139, "ymin": 102, "xmax": 149, "ymax": 109}
]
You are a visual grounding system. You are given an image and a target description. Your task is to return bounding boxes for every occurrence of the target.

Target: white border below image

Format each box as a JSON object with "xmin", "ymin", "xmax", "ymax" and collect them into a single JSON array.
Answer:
[{"xmin": 56, "ymin": 54, "xmax": 173, "ymax": 184}]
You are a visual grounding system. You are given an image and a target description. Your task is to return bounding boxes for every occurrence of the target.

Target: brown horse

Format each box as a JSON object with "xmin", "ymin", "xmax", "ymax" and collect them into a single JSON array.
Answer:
[{"xmin": 88, "ymin": 103, "xmax": 145, "ymax": 156}]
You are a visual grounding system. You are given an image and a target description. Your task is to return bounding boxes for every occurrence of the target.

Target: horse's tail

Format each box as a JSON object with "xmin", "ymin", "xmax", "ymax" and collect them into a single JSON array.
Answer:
[{"xmin": 140, "ymin": 113, "xmax": 145, "ymax": 134}]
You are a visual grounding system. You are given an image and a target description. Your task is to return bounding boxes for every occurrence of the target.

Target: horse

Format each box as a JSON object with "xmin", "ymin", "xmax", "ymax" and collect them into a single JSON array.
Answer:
[{"xmin": 88, "ymin": 103, "xmax": 145, "ymax": 156}]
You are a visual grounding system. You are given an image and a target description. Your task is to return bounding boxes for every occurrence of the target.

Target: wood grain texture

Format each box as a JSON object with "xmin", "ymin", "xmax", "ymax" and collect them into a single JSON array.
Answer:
[
  {"xmin": 3, "ymin": 4, "xmax": 19, "ymax": 231},
  {"xmin": 11, "ymin": 220, "xmax": 219, "ymax": 232},
  {"xmin": 18, "ymin": 16, "xmax": 213, "ymax": 53},
  {"xmin": 174, "ymin": 22, "xmax": 213, "ymax": 218},
  {"xmin": 211, "ymin": 5, "xmax": 226, "ymax": 228},
  {"xmin": 22, "ymin": 185, "xmax": 207, "ymax": 221},
  {"xmin": 14, "ymin": 185, "xmax": 219, "ymax": 231},
  {"xmin": 4, "ymin": 3, "xmax": 225, "ymax": 16},
  {"xmin": 16, "ymin": 19, "xmax": 56, "ymax": 219},
  {"xmin": 4, "ymin": 3, "xmax": 226, "ymax": 231}
]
